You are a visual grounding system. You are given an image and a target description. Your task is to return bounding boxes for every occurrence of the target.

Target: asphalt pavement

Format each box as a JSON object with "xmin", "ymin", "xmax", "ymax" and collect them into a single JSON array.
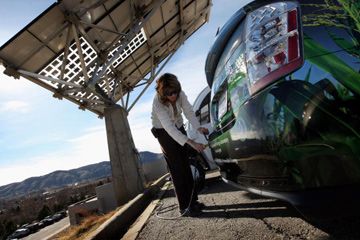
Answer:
[{"xmin": 134, "ymin": 175, "xmax": 360, "ymax": 240}]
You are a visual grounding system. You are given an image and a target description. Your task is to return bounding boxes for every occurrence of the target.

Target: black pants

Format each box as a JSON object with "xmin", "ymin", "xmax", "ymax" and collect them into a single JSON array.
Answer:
[{"xmin": 154, "ymin": 127, "xmax": 197, "ymax": 210}]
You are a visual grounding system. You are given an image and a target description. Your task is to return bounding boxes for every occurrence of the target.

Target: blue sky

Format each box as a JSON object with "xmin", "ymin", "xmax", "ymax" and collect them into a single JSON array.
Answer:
[{"xmin": 0, "ymin": 0, "xmax": 251, "ymax": 186}]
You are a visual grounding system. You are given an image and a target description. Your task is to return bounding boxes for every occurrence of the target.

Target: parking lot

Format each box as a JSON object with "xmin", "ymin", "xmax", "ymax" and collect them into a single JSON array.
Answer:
[
  {"xmin": 21, "ymin": 217, "xmax": 69, "ymax": 240},
  {"xmin": 134, "ymin": 175, "xmax": 360, "ymax": 240}
]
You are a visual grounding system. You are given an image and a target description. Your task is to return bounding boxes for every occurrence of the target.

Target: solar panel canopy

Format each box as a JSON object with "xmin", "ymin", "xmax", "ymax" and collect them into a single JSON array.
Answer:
[{"xmin": 0, "ymin": 0, "xmax": 211, "ymax": 116}]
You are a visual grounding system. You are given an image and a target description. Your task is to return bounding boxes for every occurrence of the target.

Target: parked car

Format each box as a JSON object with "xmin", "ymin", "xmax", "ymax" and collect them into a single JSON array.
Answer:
[
  {"xmin": 59, "ymin": 210, "xmax": 67, "ymax": 217},
  {"xmin": 37, "ymin": 221, "xmax": 45, "ymax": 229},
  {"xmin": 205, "ymin": 0, "xmax": 360, "ymax": 218},
  {"xmin": 40, "ymin": 216, "xmax": 55, "ymax": 226},
  {"xmin": 7, "ymin": 228, "xmax": 30, "ymax": 239},
  {"xmin": 52, "ymin": 213, "xmax": 64, "ymax": 222},
  {"xmin": 26, "ymin": 222, "xmax": 41, "ymax": 233}
]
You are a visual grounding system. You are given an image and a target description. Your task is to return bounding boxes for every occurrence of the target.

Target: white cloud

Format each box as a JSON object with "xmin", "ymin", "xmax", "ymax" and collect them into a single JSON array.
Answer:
[
  {"xmin": 0, "ymin": 125, "xmax": 109, "ymax": 186},
  {"xmin": 0, "ymin": 66, "xmax": 37, "ymax": 95},
  {"xmin": 130, "ymin": 120, "xmax": 162, "ymax": 153},
  {"xmin": 128, "ymin": 98, "xmax": 162, "ymax": 153},
  {"xmin": 0, "ymin": 100, "xmax": 31, "ymax": 113},
  {"xmin": 129, "ymin": 99, "xmax": 153, "ymax": 120},
  {"xmin": 0, "ymin": 120, "xmax": 162, "ymax": 186}
]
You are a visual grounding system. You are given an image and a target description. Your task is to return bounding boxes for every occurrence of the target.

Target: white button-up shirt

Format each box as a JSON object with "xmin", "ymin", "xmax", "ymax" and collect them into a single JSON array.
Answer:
[{"xmin": 151, "ymin": 90, "xmax": 201, "ymax": 146}]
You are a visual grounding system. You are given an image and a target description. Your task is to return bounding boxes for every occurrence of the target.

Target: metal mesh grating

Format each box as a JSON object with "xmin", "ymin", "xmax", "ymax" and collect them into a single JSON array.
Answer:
[
  {"xmin": 109, "ymin": 28, "xmax": 147, "ymax": 68},
  {"xmin": 37, "ymin": 28, "xmax": 147, "ymax": 104},
  {"xmin": 96, "ymin": 28, "xmax": 147, "ymax": 97},
  {"xmin": 39, "ymin": 37, "xmax": 97, "ymax": 88}
]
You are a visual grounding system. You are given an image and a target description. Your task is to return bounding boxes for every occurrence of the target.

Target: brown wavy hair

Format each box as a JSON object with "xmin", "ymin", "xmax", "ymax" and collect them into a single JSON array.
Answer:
[{"xmin": 155, "ymin": 73, "xmax": 181, "ymax": 104}]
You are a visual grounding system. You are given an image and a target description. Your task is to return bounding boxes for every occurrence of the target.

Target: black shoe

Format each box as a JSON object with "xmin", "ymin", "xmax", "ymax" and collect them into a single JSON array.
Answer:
[{"xmin": 192, "ymin": 201, "xmax": 205, "ymax": 210}]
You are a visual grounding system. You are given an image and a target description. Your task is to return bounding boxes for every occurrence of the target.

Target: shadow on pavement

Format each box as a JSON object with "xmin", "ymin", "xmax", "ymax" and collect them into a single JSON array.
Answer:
[
  {"xmin": 158, "ymin": 178, "xmax": 240, "ymax": 201},
  {"xmin": 198, "ymin": 200, "xmax": 300, "ymax": 219},
  {"xmin": 200, "ymin": 183, "xmax": 240, "ymax": 195},
  {"xmin": 152, "ymin": 177, "xmax": 360, "ymax": 239},
  {"xmin": 305, "ymin": 216, "xmax": 360, "ymax": 239}
]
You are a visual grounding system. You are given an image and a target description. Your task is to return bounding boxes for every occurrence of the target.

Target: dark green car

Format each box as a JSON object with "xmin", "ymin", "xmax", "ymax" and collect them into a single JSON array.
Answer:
[{"xmin": 205, "ymin": 0, "xmax": 360, "ymax": 218}]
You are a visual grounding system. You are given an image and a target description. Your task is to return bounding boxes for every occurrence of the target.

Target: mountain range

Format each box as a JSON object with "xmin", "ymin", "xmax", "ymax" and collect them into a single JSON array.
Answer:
[{"xmin": 0, "ymin": 151, "xmax": 163, "ymax": 200}]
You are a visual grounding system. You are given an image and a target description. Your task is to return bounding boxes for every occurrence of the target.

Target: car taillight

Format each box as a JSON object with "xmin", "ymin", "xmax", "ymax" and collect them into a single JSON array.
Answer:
[{"xmin": 245, "ymin": 2, "xmax": 303, "ymax": 95}]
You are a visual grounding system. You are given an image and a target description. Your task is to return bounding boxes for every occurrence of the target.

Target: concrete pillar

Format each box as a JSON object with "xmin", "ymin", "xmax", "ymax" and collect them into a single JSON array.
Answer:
[{"xmin": 104, "ymin": 105, "xmax": 144, "ymax": 206}]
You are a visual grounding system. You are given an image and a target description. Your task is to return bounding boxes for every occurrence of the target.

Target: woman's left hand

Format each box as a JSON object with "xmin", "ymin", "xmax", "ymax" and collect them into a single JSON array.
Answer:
[{"xmin": 197, "ymin": 127, "xmax": 209, "ymax": 135}]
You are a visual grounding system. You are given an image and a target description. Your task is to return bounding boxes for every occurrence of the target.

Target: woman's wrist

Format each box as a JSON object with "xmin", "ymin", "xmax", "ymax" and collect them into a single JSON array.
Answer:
[{"xmin": 187, "ymin": 139, "xmax": 197, "ymax": 149}]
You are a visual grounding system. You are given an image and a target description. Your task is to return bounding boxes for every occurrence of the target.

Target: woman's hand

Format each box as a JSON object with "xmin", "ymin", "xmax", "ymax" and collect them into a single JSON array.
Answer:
[
  {"xmin": 197, "ymin": 127, "xmax": 209, "ymax": 135},
  {"xmin": 186, "ymin": 139, "xmax": 206, "ymax": 153}
]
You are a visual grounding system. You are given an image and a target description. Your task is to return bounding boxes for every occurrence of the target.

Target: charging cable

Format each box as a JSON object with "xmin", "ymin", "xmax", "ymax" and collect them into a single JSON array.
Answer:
[
  {"xmin": 155, "ymin": 164, "xmax": 199, "ymax": 220},
  {"xmin": 155, "ymin": 132, "xmax": 210, "ymax": 220}
]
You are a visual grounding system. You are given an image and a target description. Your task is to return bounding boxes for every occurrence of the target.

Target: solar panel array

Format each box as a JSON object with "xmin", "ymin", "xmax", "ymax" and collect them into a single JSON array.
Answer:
[{"xmin": 0, "ymin": 0, "xmax": 211, "ymax": 116}]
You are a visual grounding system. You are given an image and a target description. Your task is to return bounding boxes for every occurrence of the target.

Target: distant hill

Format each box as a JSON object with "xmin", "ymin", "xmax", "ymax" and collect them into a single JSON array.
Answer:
[
  {"xmin": 139, "ymin": 151, "xmax": 164, "ymax": 164},
  {"xmin": 0, "ymin": 151, "xmax": 162, "ymax": 199}
]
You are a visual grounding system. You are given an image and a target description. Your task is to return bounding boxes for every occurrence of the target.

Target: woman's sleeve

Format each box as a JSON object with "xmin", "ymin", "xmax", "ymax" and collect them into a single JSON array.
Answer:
[
  {"xmin": 180, "ymin": 91, "xmax": 201, "ymax": 130},
  {"xmin": 153, "ymin": 98, "xmax": 189, "ymax": 146}
]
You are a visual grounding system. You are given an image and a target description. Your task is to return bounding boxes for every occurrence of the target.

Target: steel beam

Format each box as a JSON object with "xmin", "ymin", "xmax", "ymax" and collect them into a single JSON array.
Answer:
[
  {"xmin": 18, "ymin": 69, "xmax": 82, "ymax": 88},
  {"xmin": 127, "ymin": 50, "xmax": 175, "ymax": 112},
  {"xmin": 87, "ymin": 0, "xmax": 166, "ymax": 87}
]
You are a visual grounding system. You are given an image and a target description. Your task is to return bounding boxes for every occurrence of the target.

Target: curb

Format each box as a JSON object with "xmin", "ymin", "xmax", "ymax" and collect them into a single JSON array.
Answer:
[
  {"xmin": 85, "ymin": 173, "xmax": 170, "ymax": 240},
  {"xmin": 122, "ymin": 181, "xmax": 172, "ymax": 240},
  {"xmin": 121, "ymin": 170, "xmax": 221, "ymax": 239}
]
